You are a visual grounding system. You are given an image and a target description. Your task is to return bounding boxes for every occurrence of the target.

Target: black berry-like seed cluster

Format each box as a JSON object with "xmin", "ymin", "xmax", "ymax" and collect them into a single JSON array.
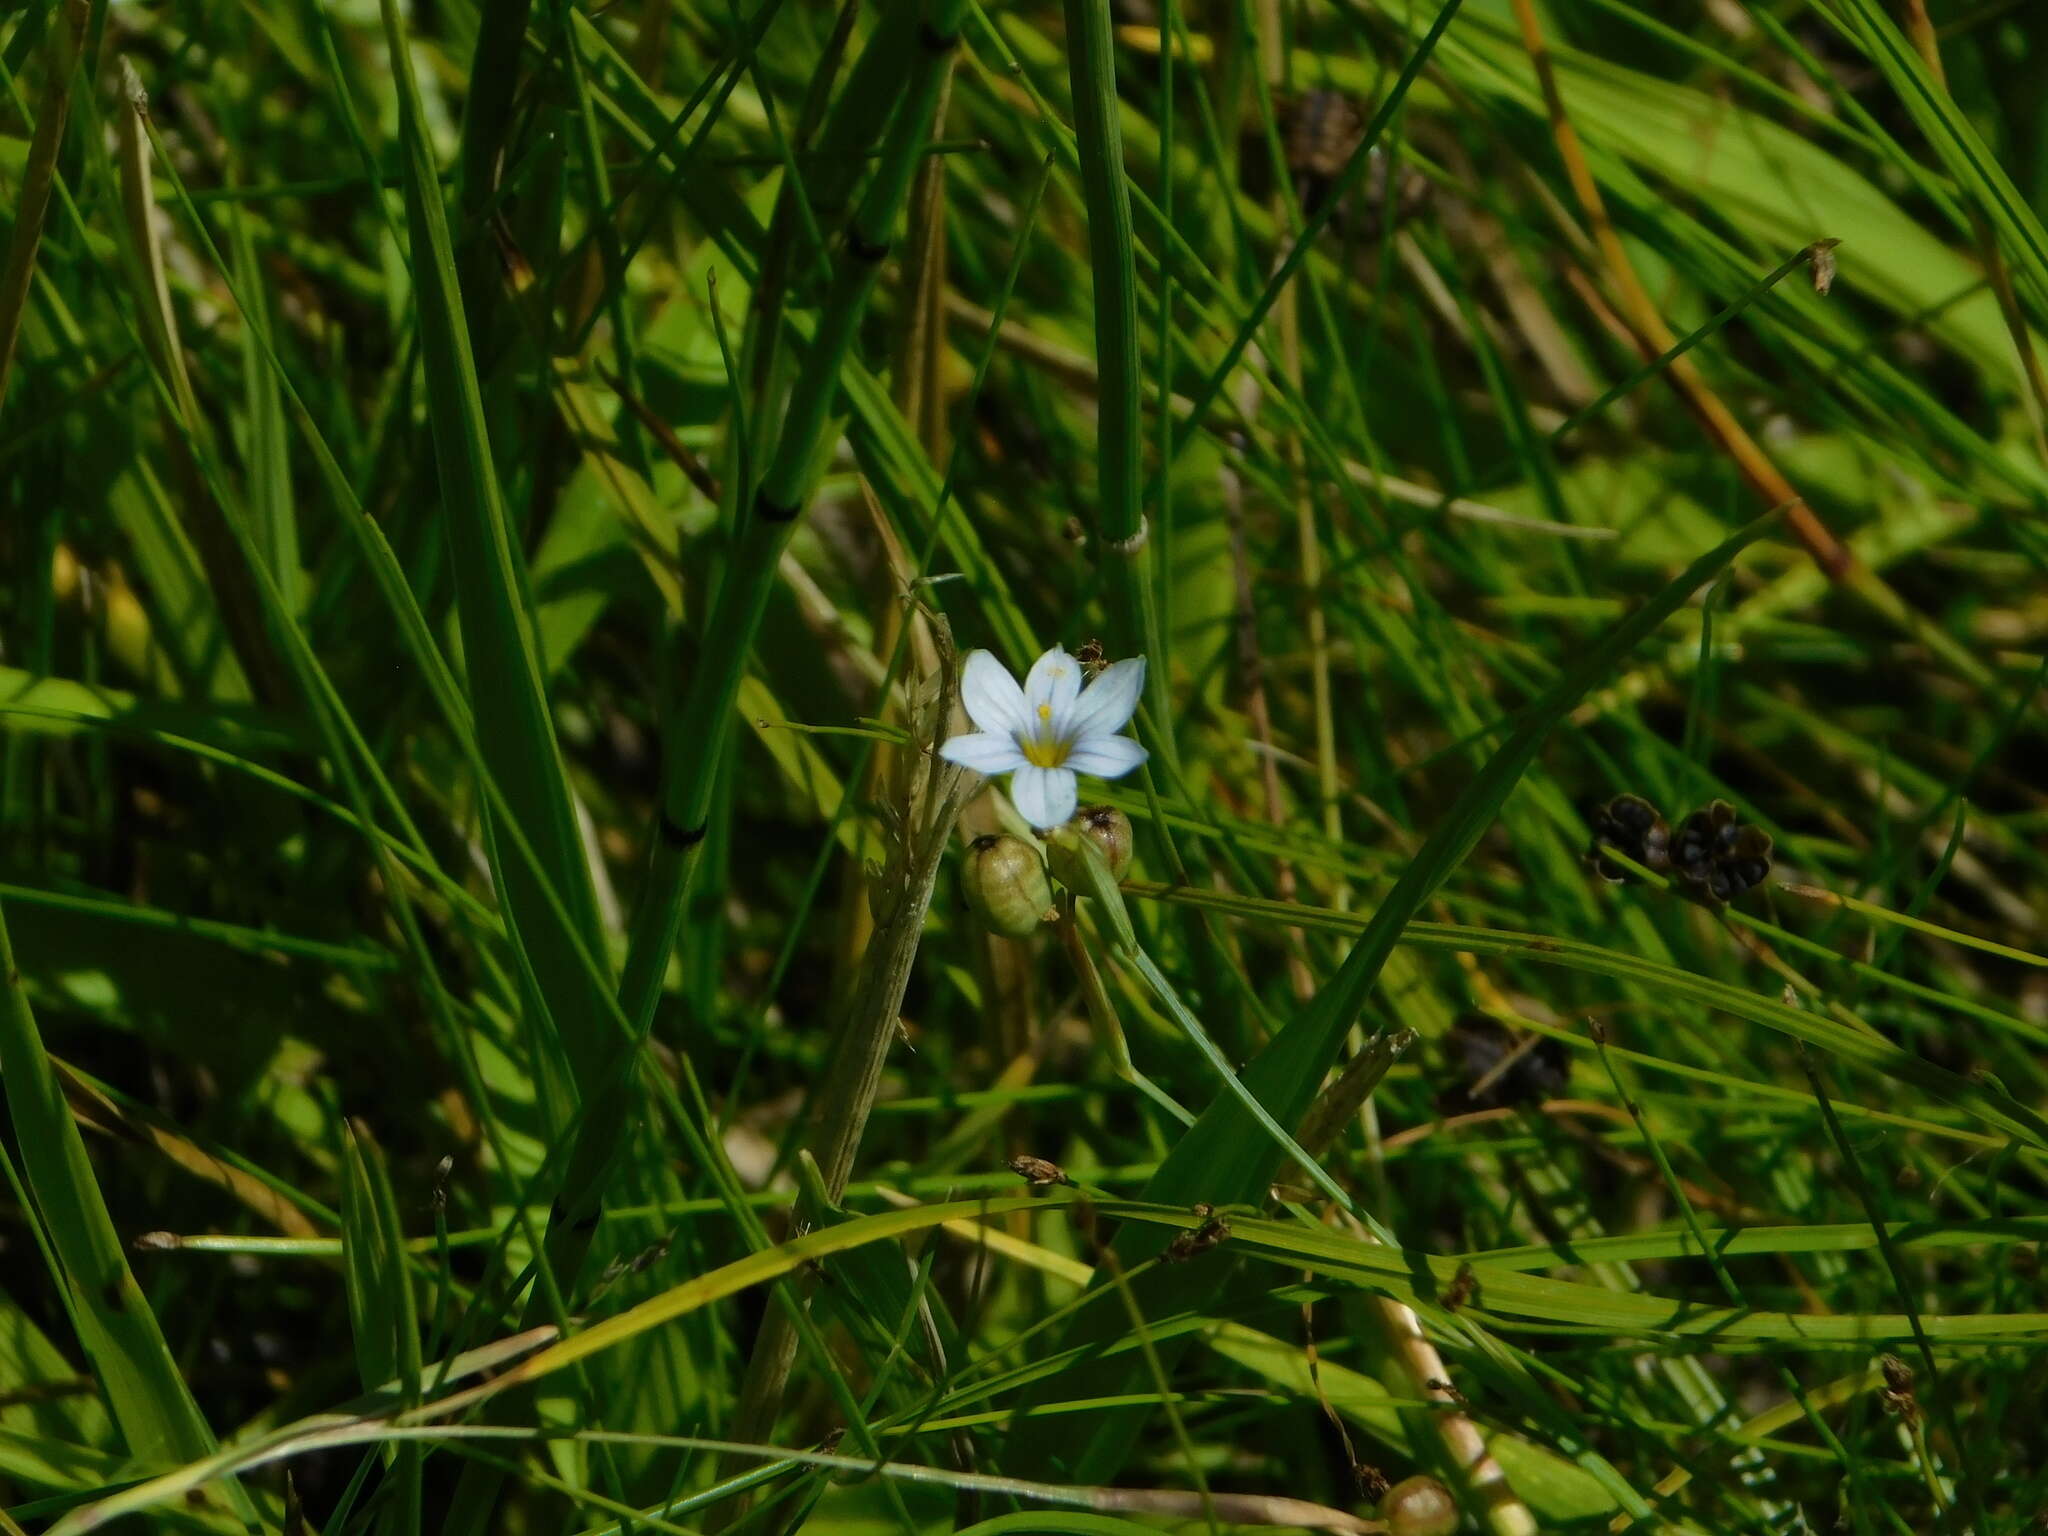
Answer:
[
  {"xmin": 1587, "ymin": 794, "xmax": 1773, "ymax": 904},
  {"xmin": 1668, "ymin": 799, "xmax": 1775, "ymax": 903},
  {"xmin": 1585, "ymin": 794, "xmax": 1668, "ymax": 883},
  {"xmin": 1438, "ymin": 1015, "xmax": 1570, "ymax": 1114}
]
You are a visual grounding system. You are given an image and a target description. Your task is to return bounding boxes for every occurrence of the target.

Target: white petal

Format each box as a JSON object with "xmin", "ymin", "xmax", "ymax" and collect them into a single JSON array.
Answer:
[
  {"xmin": 938, "ymin": 731, "xmax": 1027, "ymax": 775},
  {"xmin": 1065, "ymin": 656, "xmax": 1146, "ymax": 740},
  {"xmin": 960, "ymin": 650, "xmax": 1029, "ymax": 735},
  {"xmin": 1065, "ymin": 735, "xmax": 1148, "ymax": 780},
  {"xmin": 1008, "ymin": 765, "xmax": 1077, "ymax": 829},
  {"xmin": 1023, "ymin": 645, "xmax": 1083, "ymax": 721}
]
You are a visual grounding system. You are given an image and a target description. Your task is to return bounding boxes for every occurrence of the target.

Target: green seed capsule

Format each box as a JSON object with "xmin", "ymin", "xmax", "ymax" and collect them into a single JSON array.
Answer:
[
  {"xmin": 961, "ymin": 835, "xmax": 1054, "ymax": 938},
  {"xmin": 1381, "ymin": 1476, "xmax": 1457, "ymax": 1536},
  {"xmin": 1047, "ymin": 805, "xmax": 1133, "ymax": 890}
]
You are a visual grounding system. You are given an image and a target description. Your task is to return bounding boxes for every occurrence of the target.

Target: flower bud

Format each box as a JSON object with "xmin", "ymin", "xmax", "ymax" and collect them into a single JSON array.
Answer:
[
  {"xmin": 1381, "ymin": 1476, "xmax": 1457, "ymax": 1536},
  {"xmin": 961, "ymin": 835, "xmax": 1054, "ymax": 938},
  {"xmin": 1047, "ymin": 805, "xmax": 1133, "ymax": 890}
]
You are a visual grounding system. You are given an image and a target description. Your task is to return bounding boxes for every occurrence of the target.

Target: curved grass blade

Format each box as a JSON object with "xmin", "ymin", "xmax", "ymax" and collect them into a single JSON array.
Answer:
[
  {"xmin": 49, "ymin": 1195, "xmax": 1056, "ymax": 1534},
  {"xmin": 54, "ymin": 1180, "xmax": 2048, "ymax": 1532}
]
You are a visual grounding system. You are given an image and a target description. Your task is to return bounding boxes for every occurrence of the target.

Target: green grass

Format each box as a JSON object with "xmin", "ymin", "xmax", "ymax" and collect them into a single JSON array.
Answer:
[{"xmin": 5, "ymin": 0, "xmax": 2048, "ymax": 1532}]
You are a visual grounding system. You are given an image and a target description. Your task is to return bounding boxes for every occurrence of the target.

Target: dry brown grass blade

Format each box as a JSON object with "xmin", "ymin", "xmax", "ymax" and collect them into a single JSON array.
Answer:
[
  {"xmin": 894, "ymin": 64, "xmax": 959, "ymax": 451},
  {"xmin": 1505, "ymin": 0, "xmax": 2016, "ymax": 701},
  {"xmin": 598, "ymin": 361, "xmax": 722, "ymax": 503},
  {"xmin": 57, "ymin": 1059, "xmax": 322, "ymax": 1239},
  {"xmin": 718, "ymin": 607, "xmax": 973, "ymax": 1517},
  {"xmin": 1504, "ymin": 0, "xmax": 1852, "ymax": 580}
]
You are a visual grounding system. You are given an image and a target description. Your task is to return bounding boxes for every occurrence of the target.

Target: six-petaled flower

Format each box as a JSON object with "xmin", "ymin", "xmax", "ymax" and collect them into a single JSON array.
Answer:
[{"xmin": 939, "ymin": 646, "xmax": 1148, "ymax": 828}]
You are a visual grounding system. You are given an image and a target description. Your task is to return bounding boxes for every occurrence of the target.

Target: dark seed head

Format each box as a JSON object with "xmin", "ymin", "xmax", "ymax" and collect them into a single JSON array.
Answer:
[
  {"xmin": 1880, "ymin": 1353, "xmax": 1915, "ymax": 1395},
  {"xmin": 1586, "ymin": 793, "xmax": 1669, "ymax": 883},
  {"xmin": 1438, "ymin": 1014, "xmax": 1570, "ymax": 1114},
  {"xmin": 1669, "ymin": 800, "xmax": 1774, "ymax": 903},
  {"xmin": 1162, "ymin": 1213, "xmax": 1231, "ymax": 1263},
  {"xmin": 1878, "ymin": 1352, "xmax": 1919, "ymax": 1422}
]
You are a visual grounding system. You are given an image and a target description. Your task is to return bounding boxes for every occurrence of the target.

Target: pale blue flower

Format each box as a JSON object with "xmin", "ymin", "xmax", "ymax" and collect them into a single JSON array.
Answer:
[{"xmin": 939, "ymin": 646, "xmax": 1148, "ymax": 828}]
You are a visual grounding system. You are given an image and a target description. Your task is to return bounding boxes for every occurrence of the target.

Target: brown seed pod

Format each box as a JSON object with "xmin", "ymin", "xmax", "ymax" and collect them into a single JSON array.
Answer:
[
  {"xmin": 1443, "ymin": 1261, "xmax": 1479, "ymax": 1313},
  {"xmin": 1381, "ymin": 1475, "xmax": 1458, "ymax": 1536},
  {"xmin": 1878, "ymin": 1353, "xmax": 1919, "ymax": 1424},
  {"xmin": 1048, "ymin": 804, "xmax": 1134, "ymax": 889},
  {"xmin": 1008, "ymin": 1154, "xmax": 1068, "ymax": 1187},
  {"xmin": 1162, "ymin": 1210, "xmax": 1231, "ymax": 1263},
  {"xmin": 1810, "ymin": 238, "xmax": 1840, "ymax": 297},
  {"xmin": 961, "ymin": 835, "xmax": 1054, "ymax": 938}
]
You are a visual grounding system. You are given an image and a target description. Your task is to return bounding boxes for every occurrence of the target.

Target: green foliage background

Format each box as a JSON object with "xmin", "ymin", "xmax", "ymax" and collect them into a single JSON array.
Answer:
[{"xmin": 4, "ymin": 0, "xmax": 2048, "ymax": 1531}]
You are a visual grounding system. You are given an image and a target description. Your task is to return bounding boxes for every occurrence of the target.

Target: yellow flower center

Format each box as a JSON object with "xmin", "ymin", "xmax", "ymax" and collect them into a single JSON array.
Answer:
[{"xmin": 1019, "ymin": 703, "xmax": 1069, "ymax": 768}]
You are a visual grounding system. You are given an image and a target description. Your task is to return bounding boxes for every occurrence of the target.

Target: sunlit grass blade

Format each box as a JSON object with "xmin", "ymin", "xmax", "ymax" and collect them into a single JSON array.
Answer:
[
  {"xmin": 1833, "ymin": 0, "xmax": 2048, "ymax": 319},
  {"xmin": 0, "ymin": 898, "xmax": 242, "ymax": 1492},
  {"xmin": 1123, "ymin": 879, "xmax": 2048, "ymax": 1146}
]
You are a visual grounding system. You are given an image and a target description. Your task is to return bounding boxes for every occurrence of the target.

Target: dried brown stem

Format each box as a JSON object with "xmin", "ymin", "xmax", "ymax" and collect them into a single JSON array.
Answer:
[
  {"xmin": 1506, "ymin": 0, "xmax": 1852, "ymax": 580},
  {"xmin": 716, "ymin": 626, "xmax": 973, "ymax": 1518}
]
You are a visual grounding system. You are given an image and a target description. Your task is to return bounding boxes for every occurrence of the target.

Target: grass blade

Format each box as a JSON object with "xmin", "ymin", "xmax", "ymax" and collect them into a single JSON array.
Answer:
[
  {"xmin": 0, "ymin": 0, "xmax": 84, "ymax": 410},
  {"xmin": 377, "ymin": 0, "xmax": 615, "ymax": 1116},
  {"xmin": 0, "ymin": 898, "xmax": 236, "ymax": 1484}
]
